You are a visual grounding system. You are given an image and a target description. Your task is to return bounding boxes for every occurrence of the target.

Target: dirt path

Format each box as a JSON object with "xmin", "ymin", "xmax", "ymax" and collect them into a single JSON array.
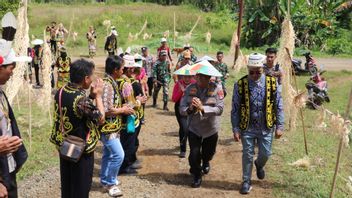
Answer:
[{"xmin": 18, "ymin": 94, "xmax": 274, "ymax": 198}]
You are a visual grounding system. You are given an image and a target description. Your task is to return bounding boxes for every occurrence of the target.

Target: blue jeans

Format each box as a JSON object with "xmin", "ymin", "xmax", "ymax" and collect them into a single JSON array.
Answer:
[
  {"xmin": 241, "ymin": 132, "xmax": 273, "ymax": 183},
  {"xmin": 100, "ymin": 134, "xmax": 125, "ymax": 186}
]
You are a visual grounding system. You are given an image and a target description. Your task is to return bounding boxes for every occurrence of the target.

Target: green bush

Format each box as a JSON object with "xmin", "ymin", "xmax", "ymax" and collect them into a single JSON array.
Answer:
[
  {"xmin": 0, "ymin": 0, "xmax": 19, "ymax": 17},
  {"xmin": 326, "ymin": 29, "xmax": 352, "ymax": 55}
]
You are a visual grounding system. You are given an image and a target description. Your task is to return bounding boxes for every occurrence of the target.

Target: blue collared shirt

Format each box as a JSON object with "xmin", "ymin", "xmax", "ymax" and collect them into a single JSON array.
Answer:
[{"xmin": 231, "ymin": 74, "xmax": 284, "ymax": 134}]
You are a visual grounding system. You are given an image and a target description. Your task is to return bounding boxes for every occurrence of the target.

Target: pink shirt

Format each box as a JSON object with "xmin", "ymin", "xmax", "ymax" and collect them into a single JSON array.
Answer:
[
  {"xmin": 172, "ymin": 79, "xmax": 196, "ymax": 103},
  {"xmin": 135, "ymin": 68, "xmax": 146, "ymax": 81}
]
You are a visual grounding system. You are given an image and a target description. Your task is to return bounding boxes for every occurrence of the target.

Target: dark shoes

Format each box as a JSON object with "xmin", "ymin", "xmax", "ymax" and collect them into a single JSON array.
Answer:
[
  {"xmin": 202, "ymin": 162, "xmax": 210, "ymax": 175},
  {"xmin": 119, "ymin": 167, "xmax": 138, "ymax": 175},
  {"xmin": 240, "ymin": 182, "xmax": 252, "ymax": 194},
  {"xmin": 130, "ymin": 160, "xmax": 142, "ymax": 169},
  {"xmin": 179, "ymin": 151, "xmax": 186, "ymax": 158},
  {"xmin": 191, "ymin": 175, "xmax": 202, "ymax": 188},
  {"xmin": 163, "ymin": 103, "xmax": 169, "ymax": 111},
  {"xmin": 254, "ymin": 160, "xmax": 265, "ymax": 180},
  {"xmin": 152, "ymin": 99, "xmax": 157, "ymax": 108}
]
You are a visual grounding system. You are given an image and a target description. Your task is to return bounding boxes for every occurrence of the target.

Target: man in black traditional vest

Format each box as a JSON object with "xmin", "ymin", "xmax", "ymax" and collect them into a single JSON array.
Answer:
[
  {"xmin": 231, "ymin": 53, "xmax": 284, "ymax": 194},
  {"xmin": 50, "ymin": 59, "xmax": 105, "ymax": 198}
]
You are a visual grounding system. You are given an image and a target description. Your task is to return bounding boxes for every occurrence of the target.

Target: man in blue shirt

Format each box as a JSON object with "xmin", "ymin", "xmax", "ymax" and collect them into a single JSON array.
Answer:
[{"xmin": 231, "ymin": 53, "xmax": 284, "ymax": 194}]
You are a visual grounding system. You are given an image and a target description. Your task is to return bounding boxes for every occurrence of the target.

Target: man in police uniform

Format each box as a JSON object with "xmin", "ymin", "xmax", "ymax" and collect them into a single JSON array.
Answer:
[
  {"xmin": 180, "ymin": 68, "xmax": 224, "ymax": 188},
  {"xmin": 231, "ymin": 53, "xmax": 284, "ymax": 194},
  {"xmin": 152, "ymin": 50, "xmax": 171, "ymax": 111}
]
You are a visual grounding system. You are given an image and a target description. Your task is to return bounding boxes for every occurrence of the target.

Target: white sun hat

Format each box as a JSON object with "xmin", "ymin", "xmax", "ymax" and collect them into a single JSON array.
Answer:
[
  {"xmin": 31, "ymin": 39, "xmax": 44, "ymax": 45},
  {"xmin": 160, "ymin": 38, "xmax": 167, "ymax": 43},
  {"xmin": 123, "ymin": 55, "xmax": 135, "ymax": 68},
  {"xmin": 247, "ymin": 53, "xmax": 266, "ymax": 68},
  {"xmin": 2, "ymin": 48, "xmax": 32, "ymax": 65}
]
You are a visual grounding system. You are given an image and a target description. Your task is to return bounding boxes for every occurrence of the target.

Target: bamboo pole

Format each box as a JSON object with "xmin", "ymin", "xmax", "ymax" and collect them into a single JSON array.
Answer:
[
  {"xmin": 234, "ymin": 0, "xmax": 244, "ymax": 63},
  {"xmin": 28, "ymin": 85, "xmax": 32, "ymax": 151},
  {"xmin": 173, "ymin": 12, "xmax": 176, "ymax": 49},
  {"xmin": 330, "ymin": 87, "xmax": 352, "ymax": 198},
  {"xmin": 66, "ymin": 12, "xmax": 75, "ymax": 43},
  {"xmin": 189, "ymin": 16, "xmax": 201, "ymax": 35},
  {"xmin": 285, "ymin": 47, "xmax": 308, "ymax": 155}
]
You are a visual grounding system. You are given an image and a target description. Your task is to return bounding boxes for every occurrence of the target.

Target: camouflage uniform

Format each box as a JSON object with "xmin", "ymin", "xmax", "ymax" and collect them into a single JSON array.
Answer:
[
  {"xmin": 214, "ymin": 62, "xmax": 229, "ymax": 97},
  {"xmin": 152, "ymin": 60, "xmax": 171, "ymax": 104},
  {"xmin": 214, "ymin": 62, "xmax": 229, "ymax": 84}
]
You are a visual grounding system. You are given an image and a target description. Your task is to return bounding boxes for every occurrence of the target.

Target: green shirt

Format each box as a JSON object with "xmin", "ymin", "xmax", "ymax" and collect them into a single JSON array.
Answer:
[{"xmin": 153, "ymin": 60, "xmax": 171, "ymax": 83}]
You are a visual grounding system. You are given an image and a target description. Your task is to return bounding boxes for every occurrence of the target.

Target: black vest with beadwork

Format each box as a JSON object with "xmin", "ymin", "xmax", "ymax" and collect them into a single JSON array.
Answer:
[
  {"xmin": 237, "ymin": 75, "xmax": 277, "ymax": 130},
  {"xmin": 50, "ymin": 85, "xmax": 100, "ymax": 153}
]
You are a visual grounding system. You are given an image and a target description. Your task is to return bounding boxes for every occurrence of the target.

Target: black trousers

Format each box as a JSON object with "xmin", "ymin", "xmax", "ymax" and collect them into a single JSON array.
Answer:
[
  {"xmin": 120, "ymin": 128, "xmax": 137, "ymax": 171},
  {"xmin": 60, "ymin": 152, "xmax": 94, "ymax": 198},
  {"xmin": 6, "ymin": 172, "xmax": 17, "ymax": 198},
  {"xmin": 33, "ymin": 64, "xmax": 40, "ymax": 85},
  {"xmin": 131, "ymin": 124, "xmax": 142, "ymax": 163},
  {"xmin": 147, "ymin": 77, "xmax": 154, "ymax": 96},
  {"xmin": 174, "ymin": 101, "xmax": 187, "ymax": 152},
  {"xmin": 50, "ymin": 39, "xmax": 57, "ymax": 54},
  {"xmin": 188, "ymin": 132, "xmax": 218, "ymax": 177},
  {"xmin": 51, "ymin": 65, "xmax": 55, "ymax": 88}
]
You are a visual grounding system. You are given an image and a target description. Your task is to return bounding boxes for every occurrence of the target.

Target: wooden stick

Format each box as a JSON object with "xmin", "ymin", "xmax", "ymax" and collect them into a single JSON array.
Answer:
[
  {"xmin": 66, "ymin": 12, "xmax": 75, "ymax": 43},
  {"xmin": 285, "ymin": 47, "xmax": 308, "ymax": 155},
  {"xmin": 287, "ymin": 0, "xmax": 291, "ymax": 17},
  {"xmin": 330, "ymin": 87, "xmax": 352, "ymax": 198},
  {"xmin": 28, "ymin": 85, "xmax": 32, "ymax": 152},
  {"xmin": 173, "ymin": 12, "xmax": 176, "ymax": 49},
  {"xmin": 344, "ymin": 87, "xmax": 352, "ymax": 119},
  {"xmin": 234, "ymin": 0, "xmax": 244, "ymax": 63},
  {"xmin": 189, "ymin": 15, "xmax": 201, "ymax": 35}
]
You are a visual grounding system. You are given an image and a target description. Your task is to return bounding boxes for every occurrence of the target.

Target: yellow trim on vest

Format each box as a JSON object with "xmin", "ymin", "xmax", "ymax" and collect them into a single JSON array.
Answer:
[{"xmin": 238, "ymin": 76, "xmax": 276, "ymax": 130}]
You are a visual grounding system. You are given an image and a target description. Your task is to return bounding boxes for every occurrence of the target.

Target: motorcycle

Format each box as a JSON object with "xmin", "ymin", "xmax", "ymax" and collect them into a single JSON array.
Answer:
[
  {"xmin": 292, "ymin": 52, "xmax": 318, "ymax": 76},
  {"xmin": 305, "ymin": 71, "xmax": 330, "ymax": 109}
]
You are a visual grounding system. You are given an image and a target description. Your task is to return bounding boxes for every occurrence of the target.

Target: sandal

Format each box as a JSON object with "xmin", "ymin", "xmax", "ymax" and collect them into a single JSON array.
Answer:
[{"xmin": 108, "ymin": 185, "xmax": 123, "ymax": 197}]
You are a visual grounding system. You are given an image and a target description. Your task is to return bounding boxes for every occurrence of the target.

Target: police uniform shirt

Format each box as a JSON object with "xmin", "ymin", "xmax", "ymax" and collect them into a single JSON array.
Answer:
[{"xmin": 180, "ymin": 82, "xmax": 224, "ymax": 138}]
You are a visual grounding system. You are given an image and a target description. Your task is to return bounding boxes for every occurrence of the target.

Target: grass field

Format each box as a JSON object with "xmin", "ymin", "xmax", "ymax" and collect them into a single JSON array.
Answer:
[
  {"xmin": 28, "ymin": 2, "xmax": 236, "ymax": 56},
  {"xmin": 26, "ymin": 2, "xmax": 351, "ymax": 58}
]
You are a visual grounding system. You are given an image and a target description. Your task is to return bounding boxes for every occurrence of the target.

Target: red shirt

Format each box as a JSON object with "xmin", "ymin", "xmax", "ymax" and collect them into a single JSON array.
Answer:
[
  {"xmin": 157, "ymin": 46, "xmax": 173, "ymax": 62},
  {"xmin": 172, "ymin": 79, "xmax": 196, "ymax": 103}
]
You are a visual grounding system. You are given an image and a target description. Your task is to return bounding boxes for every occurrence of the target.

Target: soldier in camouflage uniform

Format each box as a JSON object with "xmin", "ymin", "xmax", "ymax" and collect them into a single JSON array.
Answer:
[
  {"xmin": 152, "ymin": 50, "xmax": 171, "ymax": 111},
  {"xmin": 214, "ymin": 51, "xmax": 229, "ymax": 97}
]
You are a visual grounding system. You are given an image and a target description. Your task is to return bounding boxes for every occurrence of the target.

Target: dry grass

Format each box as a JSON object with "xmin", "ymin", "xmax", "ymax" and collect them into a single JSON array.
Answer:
[
  {"xmin": 277, "ymin": 17, "xmax": 297, "ymax": 130},
  {"xmin": 6, "ymin": 1, "xmax": 30, "ymax": 105}
]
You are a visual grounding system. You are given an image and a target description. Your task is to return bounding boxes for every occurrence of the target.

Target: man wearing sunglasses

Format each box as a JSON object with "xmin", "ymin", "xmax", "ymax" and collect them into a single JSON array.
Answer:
[{"xmin": 231, "ymin": 53, "xmax": 284, "ymax": 194}]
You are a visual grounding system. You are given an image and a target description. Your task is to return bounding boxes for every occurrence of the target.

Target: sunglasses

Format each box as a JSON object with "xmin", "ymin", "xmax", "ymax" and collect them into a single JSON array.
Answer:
[{"xmin": 249, "ymin": 70, "xmax": 262, "ymax": 75}]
